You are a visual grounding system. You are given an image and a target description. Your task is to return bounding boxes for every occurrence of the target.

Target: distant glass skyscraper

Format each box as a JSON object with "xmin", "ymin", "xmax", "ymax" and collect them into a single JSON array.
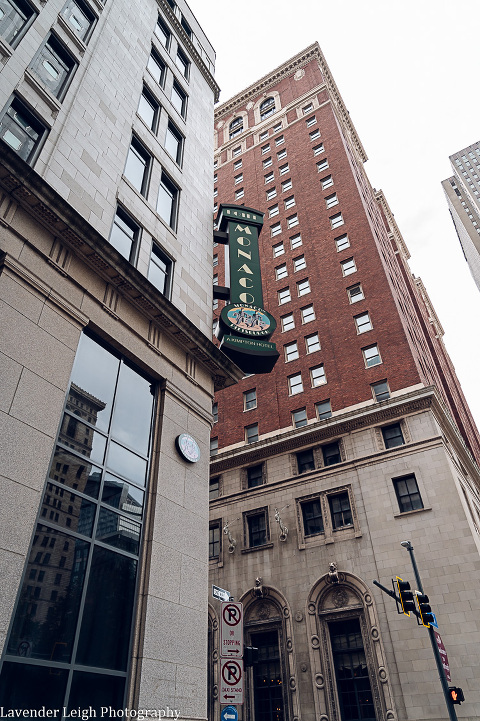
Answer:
[{"xmin": 442, "ymin": 141, "xmax": 480, "ymax": 291}]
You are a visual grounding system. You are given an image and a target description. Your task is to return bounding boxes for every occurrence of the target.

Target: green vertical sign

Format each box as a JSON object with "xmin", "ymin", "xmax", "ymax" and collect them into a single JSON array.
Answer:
[{"xmin": 228, "ymin": 221, "xmax": 263, "ymax": 307}]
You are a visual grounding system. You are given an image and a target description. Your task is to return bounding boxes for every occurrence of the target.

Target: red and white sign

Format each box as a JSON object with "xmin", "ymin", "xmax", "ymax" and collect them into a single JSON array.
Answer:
[
  {"xmin": 220, "ymin": 658, "xmax": 244, "ymax": 704},
  {"xmin": 434, "ymin": 630, "xmax": 451, "ymax": 682},
  {"xmin": 220, "ymin": 601, "xmax": 243, "ymax": 658}
]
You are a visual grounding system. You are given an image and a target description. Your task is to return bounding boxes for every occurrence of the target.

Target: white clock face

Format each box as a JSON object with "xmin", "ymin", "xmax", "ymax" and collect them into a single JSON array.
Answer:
[{"xmin": 176, "ymin": 433, "xmax": 200, "ymax": 463}]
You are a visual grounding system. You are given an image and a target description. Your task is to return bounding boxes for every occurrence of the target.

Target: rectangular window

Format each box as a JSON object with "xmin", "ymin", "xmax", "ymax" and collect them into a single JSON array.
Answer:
[
  {"xmin": 302, "ymin": 499, "xmax": 324, "ymax": 535},
  {"xmin": 234, "ymin": 173, "xmax": 243, "ymax": 185},
  {"xmin": 210, "ymin": 438, "xmax": 218, "ymax": 456},
  {"xmin": 277, "ymin": 149, "xmax": 287, "ymax": 160},
  {"xmin": 335, "ymin": 233, "xmax": 350, "ymax": 252},
  {"xmin": 263, "ymin": 157, "xmax": 273, "ymax": 168},
  {"xmin": 138, "ymin": 87, "xmax": 160, "ymax": 132},
  {"xmin": 275, "ymin": 135, "xmax": 284, "ymax": 146},
  {"xmin": 301, "ymin": 304, "xmax": 315, "ymax": 323},
  {"xmin": 305, "ymin": 333, "xmax": 320, "ymax": 353},
  {"xmin": 323, "ymin": 441, "xmax": 341, "ymax": 466},
  {"xmin": 261, "ymin": 143, "xmax": 270, "ymax": 154},
  {"xmin": 341, "ymin": 257, "xmax": 356, "ymax": 276},
  {"xmin": 148, "ymin": 243, "xmax": 171, "ymax": 296},
  {"xmin": 282, "ymin": 178, "xmax": 292, "ymax": 192},
  {"xmin": 284, "ymin": 341, "xmax": 299, "ymax": 362},
  {"xmin": 292, "ymin": 408, "xmax": 308, "ymax": 428},
  {"xmin": 290, "ymin": 233, "xmax": 302, "ymax": 249},
  {"xmin": 363, "ymin": 344, "xmax": 381, "ymax": 368},
  {"xmin": 171, "ymin": 81, "xmax": 187, "ymax": 118},
  {"xmin": 309, "ymin": 129, "xmax": 320, "ymax": 141},
  {"xmin": 175, "ymin": 47, "xmax": 189, "ymax": 79},
  {"xmin": 247, "ymin": 464, "xmax": 264, "ymax": 488},
  {"xmin": 212, "ymin": 402, "xmax": 218, "ymax": 423},
  {"xmin": 354, "ymin": 312, "xmax": 372, "ymax": 334},
  {"xmin": 284, "ymin": 195, "xmax": 295, "ymax": 209},
  {"xmin": 306, "ymin": 116, "xmax": 316, "ymax": 127},
  {"xmin": 371, "ymin": 380, "xmax": 390, "ymax": 402},
  {"xmin": 303, "ymin": 103, "xmax": 313, "ymax": 114},
  {"xmin": 279, "ymin": 163, "xmax": 289, "ymax": 175},
  {"xmin": 288, "ymin": 373, "xmax": 303, "ymax": 395},
  {"xmin": 235, "ymin": 188, "xmax": 244, "ymax": 200},
  {"xmin": 244, "ymin": 389, "xmax": 257, "ymax": 411},
  {"xmin": 272, "ymin": 122, "xmax": 282, "ymax": 133},
  {"xmin": 209, "ymin": 524, "xmax": 220, "ymax": 559},
  {"xmin": 330, "ymin": 212, "xmax": 344, "ymax": 229},
  {"xmin": 310, "ymin": 365, "xmax": 326, "ymax": 387},
  {"xmin": 148, "ymin": 48, "xmax": 166, "ymax": 86},
  {"xmin": 30, "ymin": 34, "xmax": 76, "ymax": 100},
  {"xmin": 61, "ymin": 0, "xmax": 94, "ymax": 42},
  {"xmin": 348, "ymin": 283, "xmax": 364, "ymax": 303},
  {"xmin": 124, "ymin": 136, "xmax": 151, "ymax": 195},
  {"xmin": 213, "ymin": 188, "xmax": 218, "ymax": 198},
  {"xmin": 232, "ymin": 146, "xmax": 241, "ymax": 157},
  {"xmin": 266, "ymin": 188, "xmax": 277, "ymax": 200},
  {"xmin": 297, "ymin": 278, "xmax": 310, "ymax": 296},
  {"xmin": 109, "ymin": 206, "xmax": 140, "ymax": 261},
  {"xmin": 325, "ymin": 192, "xmax": 338, "ymax": 208},
  {"xmin": 316, "ymin": 399, "xmax": 332, "ymax": 420},
  {"xmin": 293, "ymin": 255, "xmax": 306, "ymax": 272},
  {"xmin": 271, "ymin": 222, "xmax": 282, "ymax": 237},
  {"xmin": 155, "ymin": 16, "xmax": 170, "ymax": 48},
  {"xmin": 317, "ymin": 157, "xmax": 329, "ymax": 171},
  {"xmin": 165, "ymin": 121, "xmax": 184, "ymax": 164},
  {"xmin": 233, "ymin": 159, "xmax": 242, "ymax": 170},
  {"xmin": 265, "ymin": 171, "xmax": 274, "ymax": 184},
  {"xmin": 213, "ymin": 255, "xmax": 218, "ymax": 267},
  {"xmin": 180, "ymin": 15, "xmax": 191, "ymax": 36},
  {"xmin": 269, "ymin": 204, "xmax": 279, "ymax": 217},
  {"xmin": 393, "ymin": 474, "xmax": 424, "ymax": 513},
  {"xmin": 245, "ymin": 423, "xmax": 259, "ymax": 444},
  {"xmin": 247, "ymin": 511, "xmax": 267, "ymax": 547},
  {"xmin": 281, "ymin": 313, "xmax": 295, "ymax": 332},
  {"xmin": 287, "ymin": 214, "xmax": 299, "ymax": 228},
  {"xmin": 259, "ymin": 130, "xmax": 268, "ymax": 141},
  {"xmin": 321, "ymin": 175, "xmax": 334, "ymax": 190},
  {"xmin": 0, "ymin": 97, "xmax": 47, "ymax": 164},
  {"xmin": 382, "ymin": 423, "xmax": 404, "ymax": 449},
  {"xmin": 157, "ymin": 171, "xmax": 179, "ymax": 230},
  {"xmin": 273, "ymin": 241, "xmax": 284, "ymax": 257},
  {"xmin": 1, "ymin": 0, "xmax": 37, "ymax": 47},
  {"xmin": 297, "ymin": 449, "xmax": 314, "ymax": 474},
  {"xmin": 313, "ymin": 143, "xmax": 325, "ymax": 156},
  {"xmin": 329, "ymin": 492, "xmax": 352, "ymax": 528},
  {"xmin": 275, "ymin": 263, "xmax": 288, "ymax": 280}
]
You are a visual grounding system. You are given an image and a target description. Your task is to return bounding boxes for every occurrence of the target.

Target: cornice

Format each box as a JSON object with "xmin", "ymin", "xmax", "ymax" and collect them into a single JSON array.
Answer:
[
  {"xmin": 0, "ymin": 146, "xmax": 241, "ymax": 392},
  {"xmin": 375, "ymin": 190, "xmax": 411, "ymax": 260}
]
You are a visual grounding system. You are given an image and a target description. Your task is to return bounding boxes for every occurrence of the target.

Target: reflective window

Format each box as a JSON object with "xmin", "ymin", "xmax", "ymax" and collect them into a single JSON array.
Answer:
[
  {"xmin": 171, "ymin": 81, "xmax": 187, "ymax": 118},
  {"xmin": 393, "ymin": 474, "xmax": 424, "ymax": 512},
  {"xmin": 297, "ymin": 449, "xmax": 314, "ymax": 473},
  {"xmin": 329, "ymin": 492, "xmax": 352, "ymax": 528},
  {"xmin": 61, "ymin": 0, "xmax": 95, "ymax": 42},
  {"xmin": 0, "ymin": 0, "xmax": 36, "ymax": 47},
  {"xmin": 302, "ymin": 499, "xmax": 324, "ymax": 535},
  {"xmin": 292, "ymin": 408, "xmax": 307, "ymax": 428},
  {"xmin": 371, "ymin": 380, "xmax": 390, "ymax": 402},
  {"xmin": 138, "ymin": 87, "xmax": 159, "ymax": 132},
  {"xmin": 323, "ymin": 441, "xmax": 341, "ymax": 466},
  {"xmin": 329, "ymin": 619, "xmax": 375, "ymax": 720},
  {"xmin": 250, "ymin": 630, "xmax": 284, "ymax": 721},
  {"xmin": 0, "ymin": 97, "xmax": 47, "ymax": 164},
  {"xmin": 157, "ymin": 172, "xmax": 179, "ymax": 229},
  {"xmin": 229, "ymin": 117, "xmax": 243, "ymax": 138},
  {"xmin": 209, "ymin": 524, "xmax": 220, "ymax": 559},
  {"xmin": 245, "ymin": 423, "xmax": 259, "ymax": 444},
  {"xmin": 109, "ymin": 207, "xmax": 140, "ymax": 261},
  {"xmin": 124, "ymin": 137, "xmax": 151, "ymax": 196},
  {"xmin": 260, "ymin": 97, "xmax": 275, "ymax": 120},
  {"xmin": 247, "ymin": 464, "xmax": 264, "ymax": 488},
  {"xmin": 155, "ymin": 16, "xmax": 170, "ymax": 48},
  {"xmin": 30, "ymin": 34, "xmax": 76, "ymax": 100},
  {"xmin": 147, "ymin": 48, "xmax": 165, "ymax": 86},
  {"xmin": 175, "ymin": 47, "xmax": 189, "ymax": 79},
  {"xmin": 148, "ymin": 243, "xmax": 172, "ymax": 296},
  {"xmin": 165, "ymin": 120, "xmax": 183, "ymax": 164},
  {"xmin": 382, "ymin": 422, "xmax": 404, "ymax": 449},
  {"xmin": 247, "ymin": 512, "xmax": 267, "ymax": 546}
]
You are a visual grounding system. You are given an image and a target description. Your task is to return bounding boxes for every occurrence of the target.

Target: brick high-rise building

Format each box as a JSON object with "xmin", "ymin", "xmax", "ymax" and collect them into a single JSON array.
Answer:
[
  {"xmin": 209, "ymin": 44, "xmax": 480, "ymax": 721},
  {"xmin": 0, "ymin": 0, "xmax": 240, "ymax": 714},
  {"xmin": 442, "ymin": 140, "xmax": 480, "ymax": 292}
]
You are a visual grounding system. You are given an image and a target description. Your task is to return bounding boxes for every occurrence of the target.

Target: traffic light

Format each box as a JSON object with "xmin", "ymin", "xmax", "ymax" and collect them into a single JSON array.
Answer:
[
  {"xmin": 448, "ymin": 687, "xmax": 464, "ymax": 705},
  {"xmin": 244, "ymin": 646, "xmax": 259, "ymax": 667},
  {"xmin": 416, "ymin": 593, "xmax": 434, "ymax": 627},
  {"xmin": 396, "ymin": 577, "xmax": 415, "ymax": 615}
]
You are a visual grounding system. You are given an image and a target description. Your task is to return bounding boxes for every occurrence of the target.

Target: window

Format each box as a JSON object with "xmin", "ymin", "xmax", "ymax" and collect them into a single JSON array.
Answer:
[
  {"xmin": 293, "ymin": 255, "xmax": 306, "ymax": 272},
  {"xmin": 247, "ymin": 511, "xmax": 267, "ymax": 547},
  {"xmin": 155, "ymin": 16, "xmax": 170, "ymax": 48},
  {"xmin": 354, "ymin": 312, "xmax": 372, "ymax": 334},
  {"xmin": 109, "ymin": 206, "xmax": 140, "ymax": 261},
  {"xmin": 330, "ymin": 212, "xmax": 344, "ymax": 229},
  {"xmin": 273, "ymin": 241, "xmax": 284, "ymax": 257},
  {"xmin": 335, "ymin": 233, "xmax": 350, "ymax": 252},
  {"xmin": 209, "ymin": 524, "xmax": 220, "ymax": 559},
  {"xmin": 292, "ymin": 408, "xmax": 308, "ymax": 428},
  {"xmin": 341, "ymin": 257, "xmax": 356, "ymax": 276},
  {"xmin": 229, "ymin": 117, "xmax": 243, "ymax": 138},
  {"xmin": 148, "ymin": 48, "xmax": 165, "ymax": 86},
  {"xmin": 213, "ymin": 188, "xmax": 218, "ymax": 198},
  {"xmin": 265, "ymin": 171, "xmax": 274, "ymax": 184},
  {"xmin": 138, "ymin": 87, "xmax": 160, "ymax": 132},
  {"xmin": 157, "ymin": 172, "xmax": 179, "ymax": 229},
  {"xmin": 61, "ymin": 0, "xmax": 94, "ymax": 42},
  {"xmin": 164, "ymin": 121, "xmax": 183, "ymax": 164},
  {"xmin": 290, "ymin": 233, "xmax": 302, "ymax": 249},
  {"xmin": 321, "ymin": 175, "xmax": 334, "ymax": 189},
  {"xmin": 171, "ymin": 82, "xmax": 187, "ymax": 117},
  {"xmin": 316, "ymin": 399, "xmax": 332, "ymax": 420},
  {"xmin": 212, "ymin": 402, "xmax": 218, "ymax": 423},
  {"xmin": 235, "ymin": 188, "xmax": 244, "ymax": 200},
  {"xmin": 288, "ymin": 373, "xmax": 303, "ymax": 395},
  {"xmin": 232, "ymin": 146, "xmax": 241, "ymax": 157},
  {"xmin": 317, "ymin": 157, "xmax": 329, "ymax": 171},
  {"xmin": 0, "ymin": 97, "xmax": 47, "ymax": 164},
  {"xmin": 287, "ymin": 214, "xmax": 299, "ymax": 228},
  {"xmin": 263, "ymin": 156, "xmax": 273, "ymax": 168},
  {"xmin": 313, "ymin": 143, "xmax": 325, "ymax": 156},
  {"xmin": 275, "ymin": 263, "xmax": 287, "ymax": 280},
  {"xmin": 330, "ymin": 618, "xmax": 375, "ymax": 721},
  {"xmin": 303, "ymin": 103, "xmax": 313, "ymax": 114},
  {"xmin": 302, "ymin": 499, "xmax": 323, "ymax": 535},
  {"xmin": 275, "ymin": 135, "xmax": 284, "ymax": 146},
  {"xmin": 260, "ymin": 97, "xmax": 275, "ymax": 120},
  {"xmin": 247, "ymin": 464, "xmax": 264, "ymax": 488},
  {"xmin": 284, "ymin": 341, "xmax": 299, "ymax": 362},
  {"xmin": 325, "ymin": 193, "xmax": 338, "ymax": 208},
  {"xmin": 309, "ymin": 129, "xmax": 320, "ymax": 141},
  {"xmin": 323, "ymin": 441, "xmax": 341, "ymax": 467},
  {"xmin": 1, "ymin": 0, "xmax": 37, "ymax": 47},
  {"xmin": 259, "ymin": 130, "xmax": 268, "ymax": 141},
  {"xmin": 233, "ymin": 159, "xmax": 242, "ymax": 170},
  {"xmin": 175, "ymin": 48, "xmax": 189, "ymax": 78},
  {"xmin": 305, "ymin": 333, "xmax": 320, "ymax": 353},
  {"xmin": 244, "ymin": 389, "xmax": 257, "ymax": 411},
  {"xmin": 281, "ymin": 313, "xmax": 294, "ymax": 332},
  {"xmin": 180, "ymin": 15, "xmax": 191, "ymax": 36},
  {"xmin": 271, "ymin": 222, "xmax": 281, "ymax": 237},
  {"xmin": 393, "ymin": 474, "xmax": 424, "ymax": 512},
  {"xmin": 329, "ymin": 492, "xmax": 352, "ymax": 528},
  {"xmin": 210, "ymin": 438, "xmax": 218, "ymax": 456},
  {"xmin": 306, "ymin": 115, "xmax": 316, "ymax": 127},
  {"xmin": 30, "ymin": 34, "xmax": 76, "ymax": 100},
  {"xmin": 124, "ymin": 136, "xmax": 151, "ymax": 195},
  {"xmin": 272, "ymin": 122, "xmax": 282, "ymax": 133},
  {"xmin": 284, "ymin": 195, "xmax": 295, "ymax": 210},
  {"xmin": 371, "ymin": 380, "xmax": 390, "ymax": 402},
  {"xmin": 213, "ymin": 255, "xmax": 218, "ymax": 267},
  {"xmin": 209, "ymin": 476, "xmax": 219, "ymax": 500},
  {"xmin": 301, "ymin": 304, "xmax": 315, "ymax": 323},
  {"xmin": 245, "ymin": 424, "xmax": 259, "ymax": 444},
  {"xmin": 297, "ymin": 449, "xmax": 314, "ymax": 473},
  {"xmin": 363, "ymin": 344, "xmax": 381, "ymax": 368},
  {"xmin": 282, "ymin": 178, "xmax": 292, "ymax": 192},
  {"xmin": 269, "ymin": 204, "xmax": 279, "ymax": 218},
  {"xmin": 382, "ymin": 423, "xmax": 404, "ymax": 449},
  {"xmin": 348, "ymin": 283, "xmax": 364, "ymax": 303},
  {"xmin": 261, "ymin": 143, "xmax": 270, "ymax": 154},
  {"xmin": 277, "ymin": 148, "xmax": 287, "ymax": 160},
  {"xmin": 310, "ymin": 365, "xmax": 326, "ymax": 387},
  {"xmin": 297, "ymin": 278, "xmax": 310, "ymax": 296},
  {"xmin": 148, "ymin": 243, "xmax": 171, "ymax": 296},
  {"xmin": 234, "ymin": 173, "xmax": 243, "ymax": 185},
  {"xmin": 266, "ymin": 188, "xmax": 277, "ymax": 201},
  {"xmin": 278, "ymin": 287, "xmax": 291, "ymax": 304},
  {"xmin": 279, "ymin": 163, "xmax": 289, "ymax": 175}
]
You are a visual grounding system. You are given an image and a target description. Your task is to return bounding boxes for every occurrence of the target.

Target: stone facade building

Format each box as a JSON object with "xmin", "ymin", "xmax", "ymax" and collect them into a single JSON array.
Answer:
[
  {"xmin": 0, "ymin": 0, "xmax": 241, "ymax": 715},
  {"xmin": 209, "ymin": 45, "xmax": 480, "ymax": 721}
]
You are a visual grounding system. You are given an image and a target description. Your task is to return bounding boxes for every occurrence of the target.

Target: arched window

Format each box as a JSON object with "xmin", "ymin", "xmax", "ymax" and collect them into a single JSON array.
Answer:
[
  {"xmin": 229, "ymin": 117, "xmax": 243, "ymax": 139},
  {"xmin": 260, "ymin": 97, "xmax": 276, "ymax": 120}
]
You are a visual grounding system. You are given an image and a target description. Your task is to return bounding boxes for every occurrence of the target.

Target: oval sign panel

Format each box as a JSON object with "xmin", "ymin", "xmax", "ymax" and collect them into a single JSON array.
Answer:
[
  {"xmin": 175, "ymin": 433, "xmax": 201, "ymax": 463},
  {"xmin": 220, "ymin": 304, "xmax": 276, "ymax": 337}
]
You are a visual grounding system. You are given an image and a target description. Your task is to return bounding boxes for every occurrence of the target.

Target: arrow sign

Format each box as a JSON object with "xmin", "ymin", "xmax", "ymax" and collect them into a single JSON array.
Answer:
[
  {"xmin": 221, "ymin": 706, "xmax": 238, "ymax": 721},
  {"xmin": 220, "ymin": 658, "xmax": 243, "ymax": 704},
  {"xmin": 213, "ymin": 584, "xmax": 230, "ymax": 602},
  {"xmin": 220, "ymin": 602, "xmax": 243, "ymax": 658}
]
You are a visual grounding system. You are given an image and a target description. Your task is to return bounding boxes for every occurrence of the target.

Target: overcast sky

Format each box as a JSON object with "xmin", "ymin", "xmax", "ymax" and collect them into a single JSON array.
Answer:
[{"xmin": 193, "ymin": 0, "xmax": 480, "ymax": 429}]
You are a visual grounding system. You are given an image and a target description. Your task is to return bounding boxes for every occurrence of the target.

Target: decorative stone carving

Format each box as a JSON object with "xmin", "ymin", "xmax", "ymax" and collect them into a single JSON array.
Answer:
[
  {"xmin": 246, "ymin": 101, "xmax": 253, "ymax": 110},
  {"xmin": 371, "ymin": 626, "xmax": 379, "ymax": 640},
  {"xmin": 300, "ymin": 663, "xmax": 308, "ymax": 672},
  {"xmin": 307, "ymin": 602, "xmax": 316, "ymax": 615},
  {"xmin": 294, "ymin": 68, "xmax": 305, "ymax": 80},
  {"xmin": 314, "ymin": 673, "xmax": 324, "ymax": 688},
  {"xmin": 295, "ymin": 611, "xmax": 303, "ymax": 623},
  {"xmin": 253, "ymin": 576, "xmax": 264, "ymax": 597},
  {"xmin": 286, "ymin": 638, "xmax": 293, "ymax": 652},
  {"xmin": 331, "ymin": 588, "xmax": 349, "ymax": 608},
  {"xmin": 328, "ymin": 562, "xmax": 339, "ymax": 584},
  {"xmin": 223, "ymin": 520, "xmax": 237, "ymax": 553},
  {"xmin": 275, "ymin": 507, "xmax": 289, "ymax": 541},
  {"xmin": 378, "ymin": 667, "xmax": 388, "ymax": 683},
  {"xmin": 289, "ymin": 676, "xmax": 296, "ymax": 691},
  {"xmin": 311, "ymin": 635, "xmax": 320, "ymax": 649}
]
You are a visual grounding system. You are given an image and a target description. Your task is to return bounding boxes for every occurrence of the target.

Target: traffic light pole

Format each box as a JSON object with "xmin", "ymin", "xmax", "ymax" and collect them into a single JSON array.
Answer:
[{"xmin": 401, "ymin": 541, "xmax": 458, "ymax": 721}]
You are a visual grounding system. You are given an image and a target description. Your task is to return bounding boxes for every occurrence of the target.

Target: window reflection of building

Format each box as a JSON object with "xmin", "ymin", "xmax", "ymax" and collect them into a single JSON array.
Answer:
[
  {"xmin": 250, "ymin": 630, "xmax": 284, "ymax": 721},
  {"xmin": 329, "ymin": 619, "xmax": 375, "ymax": 721}
]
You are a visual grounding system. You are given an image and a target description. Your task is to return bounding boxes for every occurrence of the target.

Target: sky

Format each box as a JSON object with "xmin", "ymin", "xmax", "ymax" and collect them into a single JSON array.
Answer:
[{"xmin": 192, "ymin": 0, "xmax": 480, "ymax": 430}]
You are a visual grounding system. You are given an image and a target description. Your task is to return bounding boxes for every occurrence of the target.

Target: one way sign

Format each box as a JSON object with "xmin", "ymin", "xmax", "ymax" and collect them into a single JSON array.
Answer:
[{"xmin": 220, "ymin": 658, "xmax": 244, "ymax": 704}]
